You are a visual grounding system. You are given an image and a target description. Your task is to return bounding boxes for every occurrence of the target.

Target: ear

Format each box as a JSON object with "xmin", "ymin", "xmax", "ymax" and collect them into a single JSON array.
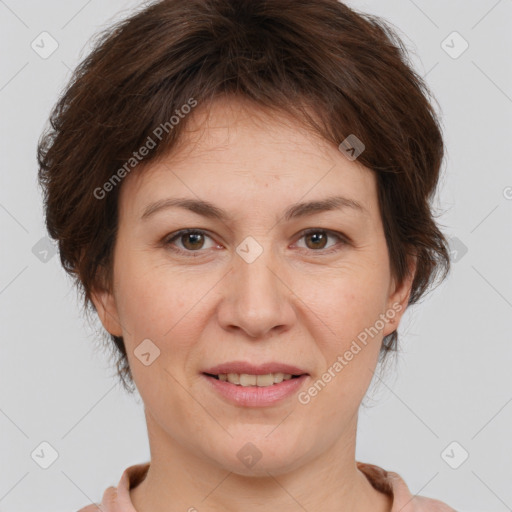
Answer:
[
  {"xmin": 382, "ymin": 254, "xmax": 417, "ymax": 338},
  {"xmin": 90, "ymin": 276, "xmax": 123, "ymax": 337}
]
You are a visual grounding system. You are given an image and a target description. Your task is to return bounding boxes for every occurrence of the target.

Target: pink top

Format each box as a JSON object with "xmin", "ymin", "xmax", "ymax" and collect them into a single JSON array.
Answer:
[{"xmin": 77, "ymin": 461, "xmax": 456, "ymax": 511}]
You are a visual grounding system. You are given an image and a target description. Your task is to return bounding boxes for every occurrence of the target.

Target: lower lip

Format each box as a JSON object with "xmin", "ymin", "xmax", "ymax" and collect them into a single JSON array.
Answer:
[{"xmin": 202, "ymin": 373, "xmax": 309, "ymax": 407}]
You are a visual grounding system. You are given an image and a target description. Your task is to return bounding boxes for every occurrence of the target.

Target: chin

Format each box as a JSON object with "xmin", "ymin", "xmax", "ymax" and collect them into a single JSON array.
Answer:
[
  {"xmin": 222, "ymin": 455, "xmax": 306, "ymax": 478},
  {"xmin": 210, "ymin": 434, "xmax": 311, "ymax": 477}
]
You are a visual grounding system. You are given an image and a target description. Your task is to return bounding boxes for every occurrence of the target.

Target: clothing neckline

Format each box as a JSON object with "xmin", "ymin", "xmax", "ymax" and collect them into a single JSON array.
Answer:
[{"xmin": 101, "ymin": 460, "xmax": 455, "ymax": 512}]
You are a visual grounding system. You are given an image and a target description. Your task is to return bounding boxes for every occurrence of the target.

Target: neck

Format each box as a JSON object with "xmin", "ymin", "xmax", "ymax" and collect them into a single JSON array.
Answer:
[{"xmin": 130, "ymin": 410, "xmax": 391, "ymax": 512}]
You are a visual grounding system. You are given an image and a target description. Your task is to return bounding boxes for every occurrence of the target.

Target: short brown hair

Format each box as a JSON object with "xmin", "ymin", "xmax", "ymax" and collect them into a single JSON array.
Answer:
[{"xmin": 37, "ymin": 0, "xmax": 450, "ymax": 393}]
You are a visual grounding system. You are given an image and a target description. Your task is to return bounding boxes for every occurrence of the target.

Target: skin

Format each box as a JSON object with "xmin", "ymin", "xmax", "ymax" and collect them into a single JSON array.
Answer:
[{"xmin": 92, "ymin": 96, "xmax": 415, "ymax": 512}]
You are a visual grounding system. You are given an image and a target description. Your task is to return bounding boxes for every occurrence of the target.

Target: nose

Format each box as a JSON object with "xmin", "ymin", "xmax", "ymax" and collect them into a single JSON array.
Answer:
[{"xmin": 216, "ymin": 245, "xmax": 296, "ymax": 339}]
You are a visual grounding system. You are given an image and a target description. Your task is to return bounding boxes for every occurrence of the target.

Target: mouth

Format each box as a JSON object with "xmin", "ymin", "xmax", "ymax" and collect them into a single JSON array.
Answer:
[
  {"xmin": 201, "ymin": 363, "xmax": 309, "ymax": 407},
  {"xmin": 203, "ymin": 372, "xmax": 303, "ymax": 387}
]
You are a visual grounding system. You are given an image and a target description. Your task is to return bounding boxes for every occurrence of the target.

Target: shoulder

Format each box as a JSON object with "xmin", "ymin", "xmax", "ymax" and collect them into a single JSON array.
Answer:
[
  {"xmin": 76, "ymin": 463, "xmax": 149, "ymax": 512},
  {"xmin": 76, "ymin": 486, "xmax": 118, "ymax": 512},
  {"xmin": 356, "ymin": 461, "xmax": 457, "ymax": 511},
  {"xmin": 412, "ymin": 494, "xmax": 458, "ymax": 511}
]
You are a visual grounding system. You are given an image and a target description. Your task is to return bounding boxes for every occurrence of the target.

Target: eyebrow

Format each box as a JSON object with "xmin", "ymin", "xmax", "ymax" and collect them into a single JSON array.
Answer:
[{"xmin": 140, "ymin": 195, "xmax": 367, "ymax": 222}]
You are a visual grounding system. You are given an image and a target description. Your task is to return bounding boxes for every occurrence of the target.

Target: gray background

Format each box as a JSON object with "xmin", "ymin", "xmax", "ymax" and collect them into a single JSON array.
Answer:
[{"xmin": 0, "ymin": 1, "xmax": 511, "ymax": 511}]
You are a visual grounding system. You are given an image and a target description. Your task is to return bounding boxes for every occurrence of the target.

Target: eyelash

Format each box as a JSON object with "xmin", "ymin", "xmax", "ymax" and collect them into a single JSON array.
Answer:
[{"xmin": 162, "ymin": 228, "xmax": 349, "ymax": 257}]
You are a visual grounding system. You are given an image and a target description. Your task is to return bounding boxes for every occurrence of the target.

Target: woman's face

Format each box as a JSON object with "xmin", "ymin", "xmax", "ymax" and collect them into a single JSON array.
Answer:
[{"xmin": 93, "ymin": 97, "xmax": 414, "ymax": 476}]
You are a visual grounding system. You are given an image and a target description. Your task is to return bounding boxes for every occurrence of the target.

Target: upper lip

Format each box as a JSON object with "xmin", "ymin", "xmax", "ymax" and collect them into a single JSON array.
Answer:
[{"xmin": 203, "ymin": 361, "xmax": 309, "ymax": 376}]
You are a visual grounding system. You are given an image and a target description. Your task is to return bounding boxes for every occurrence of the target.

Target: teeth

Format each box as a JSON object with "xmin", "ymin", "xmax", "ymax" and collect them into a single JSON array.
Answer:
[
  {"xmin": 239, "ymin": 374, "xmax": 257, "ymax": 386},
  {"xmin": 215, "ymin": 372, "xmax": 297, "ymax": 386},
  {"xmin": 273, "ymin": 372, "xmax": 284, "ymax": 384},
  {"xmin": 227, "ymin": 373, "xmax": 240, "ymax": 385},
  {"xmin": 256, "ymin": 374, "xmax": 274, "ymax": 387}
]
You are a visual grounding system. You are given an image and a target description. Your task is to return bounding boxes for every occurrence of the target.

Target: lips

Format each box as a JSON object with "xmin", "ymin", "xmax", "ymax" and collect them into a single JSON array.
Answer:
[
  {"xmin": 202, "ymin": 361, "xmax": 309, "ymax": 376},
  {"xmin": 202, "ymin": 366, "xmax": 310, "ymax": 407}
]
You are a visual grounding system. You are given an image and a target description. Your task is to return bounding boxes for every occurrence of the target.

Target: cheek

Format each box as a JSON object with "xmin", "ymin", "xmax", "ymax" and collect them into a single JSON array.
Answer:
[
  {"xmin": 301, "ymin": 260, "xmax": 390, "ymax": 397},
  {"xmin": 307, "ymin": 260, "xmax": 390, "ymax": 342},
  {"xmin": 112, "ymin": 251, "xmax": 187, "ymax": 340}
]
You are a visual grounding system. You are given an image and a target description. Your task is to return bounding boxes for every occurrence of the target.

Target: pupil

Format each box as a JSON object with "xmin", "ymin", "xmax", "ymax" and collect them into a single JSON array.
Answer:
[
  {"xmin": 307, "ymin": 232, "xmax": 326, "ymax": 249},
  {"xmin": 183, "ymin": 232, "xmax": 203, "ymax": 250}
]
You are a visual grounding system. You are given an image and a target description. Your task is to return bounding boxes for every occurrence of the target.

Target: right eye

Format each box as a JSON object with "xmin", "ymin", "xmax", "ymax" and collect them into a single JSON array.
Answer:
[{"xmin": 163, "ymin": 229, "xmax": 220, "ymax": 256}]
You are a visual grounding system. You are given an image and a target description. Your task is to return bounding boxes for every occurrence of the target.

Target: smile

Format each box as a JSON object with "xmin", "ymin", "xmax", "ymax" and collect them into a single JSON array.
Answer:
[
  {"xmin": 202, "ymin": 372, "xmax": 309, "ymax": 407},
  {"xmin": 206, "ymin": 372, "xmax": 300, "ymax": 387}
]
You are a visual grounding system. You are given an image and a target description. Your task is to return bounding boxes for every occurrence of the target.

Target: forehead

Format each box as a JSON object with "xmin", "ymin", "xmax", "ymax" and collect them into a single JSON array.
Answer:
[
  {"xmin": 164, "ymin": 96, "xmax": 335, "ymax": 167},
  {"xmin": 118, "ymin": 97, "xmax": 378, "ymax": 221}
]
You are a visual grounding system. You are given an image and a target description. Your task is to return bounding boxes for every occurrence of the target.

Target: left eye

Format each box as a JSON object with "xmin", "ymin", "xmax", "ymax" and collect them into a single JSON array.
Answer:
[
  {"xmin": 295, "ymin": 229, "xmax": 346, "ymax": 252},
  {"xmin": 164, "ymin": 229, "xmax": 347, "ymax": 255}
]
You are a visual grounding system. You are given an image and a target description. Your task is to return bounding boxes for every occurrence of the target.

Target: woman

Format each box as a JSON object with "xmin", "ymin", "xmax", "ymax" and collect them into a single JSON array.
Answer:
[{"xmin": 37, "ymin": 0, "xmax": 455, "ymax": 510}]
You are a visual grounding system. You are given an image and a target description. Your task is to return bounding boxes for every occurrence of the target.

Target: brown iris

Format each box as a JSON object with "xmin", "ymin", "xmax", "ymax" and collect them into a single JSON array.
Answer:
[{"xmin": 304, "ymin": 231, "xmax": 328, "ymax": 250}]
